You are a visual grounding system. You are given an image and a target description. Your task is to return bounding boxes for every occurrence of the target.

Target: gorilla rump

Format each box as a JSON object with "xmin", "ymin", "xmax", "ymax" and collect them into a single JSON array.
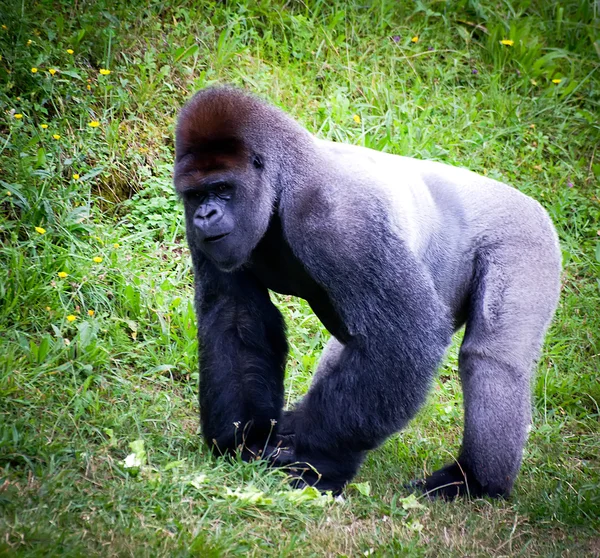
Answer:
[{"xmin": 173, "ymin": 87, "xmax": 561, "ymax": 498}]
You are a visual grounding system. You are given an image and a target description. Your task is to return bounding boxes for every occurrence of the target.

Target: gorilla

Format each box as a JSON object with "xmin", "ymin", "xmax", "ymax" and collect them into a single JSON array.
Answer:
[{"xmin": 173, "ymin": 86, "xmax": 561, "ymax": 498}]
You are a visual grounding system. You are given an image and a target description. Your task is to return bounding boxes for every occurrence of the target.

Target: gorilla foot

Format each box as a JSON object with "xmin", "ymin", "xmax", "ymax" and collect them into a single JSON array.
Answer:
[{"xmin": 413, "ymin": 461, "xmax": 509, "ymax": 499}]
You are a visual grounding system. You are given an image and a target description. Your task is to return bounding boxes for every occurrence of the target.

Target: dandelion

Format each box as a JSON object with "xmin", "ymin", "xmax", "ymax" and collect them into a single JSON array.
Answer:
[
  {"xmin": 27, "ymin": 39, "xmax": 32, "ymax": 46},
  {"xmin": 113, "ymin": 243, "xmax": 120, "ymax": 248},
  {"xmin": 88, "ymin": 309, "xmax": 95, "ymax": 317},
  {"xmin": 40, "ymin": 123, "xmax": 48, "ymax": 129},
  {"xmin": 99, "ymin": 68, "xmax": 111, "ymax": 75},
  {"xmin": 46, "ymin": 306, "xmax": 51, "ymax": 311},
  {"xmin": 31, "ymin": 67, "xmax": 38, "ymax": 73},
  {"xmin": 35, "ymin": 226, "xmax": 46, "ymax": 234},
  {"xmin": 552, "ymin": 78, "xmax": 562, "ymax": 84},
  {"xmin": 353, "ymin": 114, "xmax": 361, "ymax": 124},
  {"xmin": 89, "ymin": 120, "xmax": 100, "ymax": 128},
  {"xmin": 6, "ymin": 190, "xmax": 12, "ymax": 196},
  {"xmin": 66, "ymin": 314, "xmax": 77, "ymax": 322},
  {"xmin": 49, "ymin": 68, "xmax": 57, "ymax": 75},
  {"xmin": 411, "ymin": 36, "xmax": 419, "ymax": 43},
  {"xmin": 53, "ymin": 134, "xmax": 61, "ymax": 140},
  {"xmin": 92, "ymin": 256, "xmax": 103, "ymax": 263},
  {"xmin": 66, "ymin": 48, "xmax": 74, "ymax": 54},
  {"xmin": 73, "ymin": 173, "xmax": 80, "ymax": 180},
  {"xmin": 14, "ymin": 113, "xmax": 23, "ymax": 119},
  {"xmin": 58, "ymin": 271, "xmax": 68, "ymax": 278},
  {"xmin": 500, "ymin": 39, "xmax": 514, "ymax": 46},
  {"xmin": 86, "ymin": 84, "xmax": 91, "ymax": 90}
]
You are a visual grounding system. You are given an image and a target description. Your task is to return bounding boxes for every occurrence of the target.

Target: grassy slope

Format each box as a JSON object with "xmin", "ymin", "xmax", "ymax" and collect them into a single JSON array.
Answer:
[{"xmin": 1, "ymin": 0, "xmax": 599, "ymax": 556}]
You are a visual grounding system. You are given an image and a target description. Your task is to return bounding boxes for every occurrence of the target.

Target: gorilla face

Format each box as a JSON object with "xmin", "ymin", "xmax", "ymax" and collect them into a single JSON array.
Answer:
[{"xmin": 175, "ymin": 155, "xmax": 273, "ymax": 272}]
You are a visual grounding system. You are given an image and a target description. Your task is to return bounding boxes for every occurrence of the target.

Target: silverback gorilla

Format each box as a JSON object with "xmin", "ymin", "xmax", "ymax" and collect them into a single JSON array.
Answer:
[{"xmin": 174, "ymin": 87, "xmax": 561, "ymax": 498}]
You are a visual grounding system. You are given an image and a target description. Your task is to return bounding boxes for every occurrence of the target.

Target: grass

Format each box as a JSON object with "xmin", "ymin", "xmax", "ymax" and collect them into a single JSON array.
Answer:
[{"xmin": 1, "ymin": 0, "xmax": 599, "ymax": 555}]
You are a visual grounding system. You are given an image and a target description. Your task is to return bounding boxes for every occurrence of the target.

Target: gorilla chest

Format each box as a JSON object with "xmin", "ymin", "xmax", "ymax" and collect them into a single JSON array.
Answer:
[{"xmin": 249, "ymin": 217, "xmax": 350, "ymax": 343}]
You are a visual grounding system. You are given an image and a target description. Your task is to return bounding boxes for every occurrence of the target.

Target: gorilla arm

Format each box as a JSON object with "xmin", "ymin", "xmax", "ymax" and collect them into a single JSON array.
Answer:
[
  {"xmin": 192, "ymin": 254, "xmax": 288, "ymax": 454},
  {"xmin": 275, "ymin": 178, "xmax": 454, "ymax": 489}
]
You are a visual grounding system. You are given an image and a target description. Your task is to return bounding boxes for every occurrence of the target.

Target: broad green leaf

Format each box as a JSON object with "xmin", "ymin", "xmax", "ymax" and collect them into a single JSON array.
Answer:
[
  {"xmin": 349, "ymin": 481, "xmax": 371, "ymax": 497},
  {"xmin": 400, "ymin": 494, "xmax": 426, "ymax": 510}
]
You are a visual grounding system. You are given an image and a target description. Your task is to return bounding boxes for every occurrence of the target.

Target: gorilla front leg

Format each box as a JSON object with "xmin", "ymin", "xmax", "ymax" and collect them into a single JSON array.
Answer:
[
  {"xmin": 196, "ymin": 271, "xmax": 288, "ymax": 454},
  {"xmin": 273, "ymin": 336, "xmax": 447, "ymax": 492}
]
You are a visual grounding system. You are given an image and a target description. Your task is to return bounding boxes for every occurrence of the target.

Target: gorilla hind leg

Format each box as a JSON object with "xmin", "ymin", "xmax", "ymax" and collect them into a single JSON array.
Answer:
[{"xmin": 424, "ymin": 240, "xmax": 561, "ymax": 498}]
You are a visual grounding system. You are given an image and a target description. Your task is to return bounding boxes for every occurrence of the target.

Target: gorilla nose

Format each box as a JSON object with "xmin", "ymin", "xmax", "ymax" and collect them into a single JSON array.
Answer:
[{"xmin": 194, "ymin": 208, "xmax": 223, "ymax": 230}]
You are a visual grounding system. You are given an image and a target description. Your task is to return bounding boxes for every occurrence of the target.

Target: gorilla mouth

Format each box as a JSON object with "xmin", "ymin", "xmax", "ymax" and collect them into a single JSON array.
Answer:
[{"xmin": 205, "ymin": 232, "xmax": 230, "ymax": 243}]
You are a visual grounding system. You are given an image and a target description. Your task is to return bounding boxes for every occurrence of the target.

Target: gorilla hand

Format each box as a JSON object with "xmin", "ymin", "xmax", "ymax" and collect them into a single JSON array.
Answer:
[{"xmin": 256, "ymin": 433, "xmax": 360, "ymax": 495}]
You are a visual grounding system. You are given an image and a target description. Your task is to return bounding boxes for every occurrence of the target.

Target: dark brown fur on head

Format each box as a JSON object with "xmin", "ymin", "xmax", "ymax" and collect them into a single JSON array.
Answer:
[
  {"xmin": 175, "ymin": 87, "xmax": 311, "ymax": 174},
  {"xmin": 175, "ymin": 87, "xmax": 260, "ymax": 171}
]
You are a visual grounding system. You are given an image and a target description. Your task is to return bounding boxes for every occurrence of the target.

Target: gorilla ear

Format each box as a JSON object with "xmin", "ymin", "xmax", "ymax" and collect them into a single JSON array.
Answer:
[{"xmin": 252, "ymin": 154, "xmax": 264, "ymax": 169}]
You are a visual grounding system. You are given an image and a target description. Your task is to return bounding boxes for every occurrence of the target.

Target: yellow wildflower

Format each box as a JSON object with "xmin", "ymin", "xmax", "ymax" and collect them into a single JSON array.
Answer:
[
  {"xmin": 1, "ymin": 25, "xmax": 7, "ymax": 30},
  {"xmin": 40, "ymin": 123, "xmax": 48, "ymax": 129},
  {"xmin": 58, "ymin": 271, "xmax": 68, "ymax": 278},
  {"xmin": 88, "ymin": 309, "xmax": 95, "ymax": 317},
  {"xmin": 14, "ymin": 113, "xmax": 23, "ymax": 119},
  {"xmin": 530, "ymin": 79, "xmax": 537, "ymax": 86},
  {"xmin": 113, "ymin": 243, "xmax": 120, "ymax": 248},
  {"xmin": 53, "ymin": 134, "xmax": 61, "ymax": 140},
  {"xmin": 35, "ymin": 226, "xmax": 46, "ymax": 234},
  {"xmin": 31, "ymin": 67, "xmax": 38, "ymax": 73},
  {"xmin": 27, "ymin": 39, "xmax": 32, "ymax": 46},
  {"xmin": 67, "ymin": 48, "xmax": 74, "ymax": 54},
  {"xmin": 92, "ymin": 256, "xmax": 103, "ymax": 263},
  {"xmin": 49, "ymin": 68, "xmax": 57, "ymax": 75},
  {"xmin": 552, "ymin": 78, "xmax": 562, "ymax": 84},
  {"xmin": 99, "ymin": 68, "xmax": 111, "ymax": 75},
  {"xmin": 86, "ymin": 84, "xmax": 91, "ymax": 90},
  {"xmin": 529, "ymin": 124, "xmax": 536, "ymax": 129},
  {"xmin": 411, "ymin": 36, "xmax": 419, "ymax": 43},
  {"xmin": 6, "ymin": 190, "xmax": 12, "ymax": 196},
  {"xmin": 46, "ymin": 306, "xmax": 51, "ymax": 311},
  {"xmin": 89, "ymin": 120, "xmax": 100, "ymax": 128},
  {"xmin": 72, "ymin": 173, "xmax": 80, "ymax": 180},
  {"xmin": 500, "ymin": 39, "xmax": 514, "ymax": 46},
  {"xmin": 66, "ymin": 314, "xmax": 77, "ymax": 322},
  {"xmin": 353, "ymin": 114, "xmax": 361, "ymax": 124}
]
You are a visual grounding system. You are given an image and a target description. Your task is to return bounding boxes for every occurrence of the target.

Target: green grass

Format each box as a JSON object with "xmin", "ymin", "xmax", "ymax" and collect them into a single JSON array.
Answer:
[{"xmin": 1, "ymin": 0, "xmax": 599, "ymax": 555}]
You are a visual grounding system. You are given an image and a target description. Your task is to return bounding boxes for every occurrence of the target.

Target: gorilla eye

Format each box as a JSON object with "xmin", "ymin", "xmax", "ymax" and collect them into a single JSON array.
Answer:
[
  {"xmin": 252, "ymin": 155, "xmax": 264, "ymax": 169},
  {"xmin": 216, "ymin": 183, "xmax": 229, "ymax": 193}
]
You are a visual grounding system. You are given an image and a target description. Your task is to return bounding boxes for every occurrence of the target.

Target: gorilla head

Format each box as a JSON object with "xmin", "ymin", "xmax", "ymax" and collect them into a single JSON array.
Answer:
[{"xmin": 174, "ymin": 87, "xmax": 310, "ymax": 271}]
